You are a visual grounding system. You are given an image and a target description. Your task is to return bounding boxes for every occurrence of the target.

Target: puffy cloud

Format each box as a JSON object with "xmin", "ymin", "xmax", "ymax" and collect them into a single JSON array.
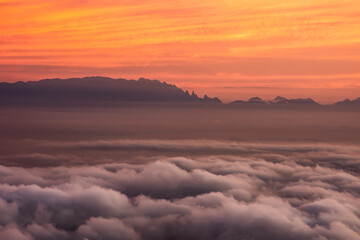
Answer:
[
  {"xmin": 0, "ymin": 198, "xmax": 18, "ymax": 225},
  {"xmin": 0, "ymin": 224, "xmax": 33, "ymax": 240},
  {"xmin": 78, "ymin": 217, "xmax": 140, "ymax": 240},
  {"xmin": 0, "ymin": 141, "xmax": 359, "ymax": 239},
  {"xmin": 26, "ymin": 223, "xmax": 69, "ymax": 240}
]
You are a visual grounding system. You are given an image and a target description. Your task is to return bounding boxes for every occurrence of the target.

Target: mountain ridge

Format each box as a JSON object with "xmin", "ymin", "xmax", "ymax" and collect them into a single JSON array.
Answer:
[
  {"xmin": 334, "ymin": 97, "xmax": 360, "ymax": 105},
  {"xmin": 0, "ymin": 77, "xmax": 359, "ymax": 107},
  {"xmin": 0, "ymin": 76, "xmax": 221, "ymax": 106},
  {"xmin": 230, "ymin": 96, "xmax": 319, "ymax": 105}
]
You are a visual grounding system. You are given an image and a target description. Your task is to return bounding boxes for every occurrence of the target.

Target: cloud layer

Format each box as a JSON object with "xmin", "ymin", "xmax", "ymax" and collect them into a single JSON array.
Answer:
[{"xmin": 0, "ymin": 141, "xmax": 359, "ymax": 240}]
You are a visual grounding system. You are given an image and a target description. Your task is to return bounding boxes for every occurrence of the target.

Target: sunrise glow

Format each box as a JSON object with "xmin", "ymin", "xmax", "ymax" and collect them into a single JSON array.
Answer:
[{"xmin": 1, "ymin": 0, "xmax": 360, "ymax": 102}]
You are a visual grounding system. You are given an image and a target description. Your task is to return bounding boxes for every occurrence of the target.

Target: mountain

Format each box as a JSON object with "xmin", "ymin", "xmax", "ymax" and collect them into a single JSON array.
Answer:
[
  {"xmin": 270, "ymin": 96, "xmax": 318, "ymax": 104},
  {"xmin": 334, "ymin": 97, "xmax": 360, "ymax": 106},
  {"xmin": 230, "ymin": 97, "xmax": 266, "ymax": 105},
  {"xmin": 248, "ymin": 97, "xmax": 266, "ymax": 104},
  {"xmin": 0, "ymin": 77, "xmax": 221, "ymax": 106},
  {"xmin": 0, "ymin": 77, "xmax": 357, "ymax": 108},
  {"xmin": 230, "ymin": 96, "xmax": 318, "ymax": 105},
  {"xmin": 271, "ymin": 96, "xmax": 288, "ymax": 104}
]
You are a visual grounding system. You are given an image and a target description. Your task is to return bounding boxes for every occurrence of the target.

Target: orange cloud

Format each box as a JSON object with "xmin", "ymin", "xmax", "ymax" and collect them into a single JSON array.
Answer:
[{"xmin": 0, "ymin": 0, "xmax": 359, "ymax": 102}]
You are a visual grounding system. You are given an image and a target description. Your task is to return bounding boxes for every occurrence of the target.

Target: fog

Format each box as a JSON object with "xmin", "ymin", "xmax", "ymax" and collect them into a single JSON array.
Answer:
[
  {"xmin": 0, "ymin": 106, "xmax": 359, "ymax": 239},
  {"xmin": 0, "ymin": 142, "xmax": 359, "ymax": 239},
  {"xmin": 1, "ymin": 105, "xmax": 360, "ymax": 143}
]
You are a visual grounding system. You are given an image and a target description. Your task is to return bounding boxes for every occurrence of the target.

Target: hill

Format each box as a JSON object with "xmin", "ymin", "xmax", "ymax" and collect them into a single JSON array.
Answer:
[
  {"xmin": 230, "ymin": 96, "xmax": 318, "ymax": 105},
  {"xmin": 0, "ymin": 77, "xmax": 221, "ymax": 106}
]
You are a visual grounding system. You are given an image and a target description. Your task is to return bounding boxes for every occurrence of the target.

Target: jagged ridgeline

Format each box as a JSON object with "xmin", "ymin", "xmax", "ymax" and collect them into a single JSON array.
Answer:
[
  {"xmin": 229, "ymin": 96, "xmax": 359, "ymax": 108},
  {"xmin": 230, "ymin": 96, "xmax": 319, "ymax": 105},
  {"xmin": 335, "ymin": 97, "xmax": 360, "ymax": 105},
  {"xmin": 0, "ymin": 77, "xmax": 221, "ymax": 106}
]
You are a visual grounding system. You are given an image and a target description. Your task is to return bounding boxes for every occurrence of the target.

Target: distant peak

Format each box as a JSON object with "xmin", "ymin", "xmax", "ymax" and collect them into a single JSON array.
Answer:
[
  {"xmin": 191, "ymin": 91, "xmax": 198, "ymax": 98},
  {"xmin": 272, "ymin": 96, "xmax": 288, "ymax": 104},
  {"xmin": 335, "ymin": 97, "xmax": 360, "ymax": 105},
  {"xmin": 274, "ymin": 96, "xmax": 287, "ymax": 101},
  {"xmin": 248, "ymin": 97, "xmax": 266, "ymax": 104},
  {"xmin": 202, "ymin": 94, "xmax": 222, "ymax": 103},
  {"xmin": 249, "ymin": 97, "xmax": 263, "ymax": 101}
]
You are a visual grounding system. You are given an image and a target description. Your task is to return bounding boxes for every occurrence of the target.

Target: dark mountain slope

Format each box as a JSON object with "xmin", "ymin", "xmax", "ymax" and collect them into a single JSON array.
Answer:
[
  {"xmin": 230, "ymin": 96, "xmax": 318, "ymax": 105},
  {"xmin": 335, "ymin": 97, "xmax": 360, "ymax": 106},
  {"xmin": 0, "ymin": 77, "xmax": 221, "ymax": 106}
]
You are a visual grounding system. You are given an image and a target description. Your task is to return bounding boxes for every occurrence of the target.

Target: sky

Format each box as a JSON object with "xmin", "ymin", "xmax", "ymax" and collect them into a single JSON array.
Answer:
[{"xmin": 1, "ymin": 0, "xmax": 360, "ymax": 102}]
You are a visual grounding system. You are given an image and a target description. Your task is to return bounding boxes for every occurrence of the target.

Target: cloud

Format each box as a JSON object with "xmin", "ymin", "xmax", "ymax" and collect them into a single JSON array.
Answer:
[
  {"xmin": 40, "ymin": 139, "xmax": 360, "ymax": 174},
  {"xmin": 78, "ymin": 217, "xmax": 140, "ymax": 240},
  {"xmin": 2, "ymin": 0, "xmax": 360, "ymax": 94},
  {"xmin": 0, "ymin": 224, "xmax": 33, "ymax": 240},
  {"xmin": 42, "ymin": 138, "xmax": 360, "ymax": 154},
  {"xmin": 0, "ymin": 198, "xmax": 18, "ymax": 225},
  {"xmin": 0, "ymin": 142, "xmax": 359, "ymax": 239},
  {"xmin": 0, "ymin": 153, "xmax": 72, "ymax": 167}
]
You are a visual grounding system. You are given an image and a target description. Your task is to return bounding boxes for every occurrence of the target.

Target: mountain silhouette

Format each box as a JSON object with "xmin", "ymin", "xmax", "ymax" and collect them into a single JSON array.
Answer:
[
  {"xmin": 0, "ymin": 77, "xmax": 358, "ymax": 108},
  {"xmin": 270, "ymin": 96, "xmax": 318, "ymax": 104},
  {"xmin": 0, "ymin": 77, "xmax": 221, "ymax": 106},
  {"xmin": 248, "ymin": 97, "xmax": 266, "ymax": 104},
  {"xmin": 334, "ymin": 97, "xmax": 360, "ymax": 105},
  {"xmin": 231, "ymin": 97, "xmax": 266, "ymax": 104},
  {"xmin": 231, "ymin": 96, "xmax": 318, "ymax": 105}
]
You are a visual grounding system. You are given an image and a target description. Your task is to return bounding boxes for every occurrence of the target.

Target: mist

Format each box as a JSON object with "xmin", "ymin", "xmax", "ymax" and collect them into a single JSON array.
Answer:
[
  {"xmin": 0, "ymin": 141, "xmax": 359, "ymax": 240},
  {"xmin": 0, "ymin": 106, "xmax": 359, "ymax": 239}
]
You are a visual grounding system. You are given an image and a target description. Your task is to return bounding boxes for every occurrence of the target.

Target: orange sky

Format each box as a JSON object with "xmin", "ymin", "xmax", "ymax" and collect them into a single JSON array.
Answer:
[{"xmin": 1, "ymin": 0, "xmax": 360, "ymax": 102}]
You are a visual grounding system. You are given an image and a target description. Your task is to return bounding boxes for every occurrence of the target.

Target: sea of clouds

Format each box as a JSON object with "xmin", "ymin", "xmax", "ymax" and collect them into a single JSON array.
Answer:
[{"xmin": 0, "ymin": 140, "xmax": 359, "ymax": 240}]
